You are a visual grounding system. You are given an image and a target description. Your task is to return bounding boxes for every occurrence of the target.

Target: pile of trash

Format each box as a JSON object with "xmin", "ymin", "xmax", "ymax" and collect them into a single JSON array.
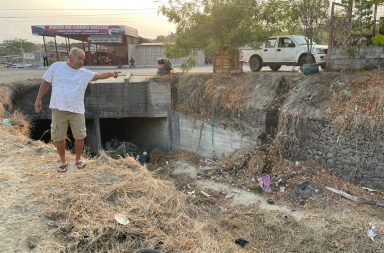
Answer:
[
  {"xmin": 105, "ymin": 138, "xmax": 151, "ymax": 165},
  {"xmin": 105, "ymin": 138, "xmax": 139, "ymax": 159}
]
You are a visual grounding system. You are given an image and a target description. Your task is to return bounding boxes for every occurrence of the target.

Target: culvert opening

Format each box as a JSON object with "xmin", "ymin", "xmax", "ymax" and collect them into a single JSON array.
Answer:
[
  {"xmin": 30, "ymin": 119, "xmax": 76, "ymax": 150},
  {"xmin": 30, "ymin": 119, "xmax": 51, "ymax": 143},
  {"xmin": 99, "ymin": 117, "xmax": 169, "ymax": 156},
  {"xmin": 29, "ymin": 117, "xmax": 170, "ymax": 158}
]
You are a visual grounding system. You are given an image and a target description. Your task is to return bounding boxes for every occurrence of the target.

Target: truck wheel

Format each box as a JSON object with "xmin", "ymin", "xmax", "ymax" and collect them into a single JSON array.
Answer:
[
  {"xmin": 298, "ymin": 54, "xmax": 315, "ymax": 67},
  {"xmin": 249, "ymin": 56, "xmax": 262, "ymax": 72},
  {"xmin": 320, "ymin": 64, "xmax": 326, "ymax": 70},
  {"xmin": 269, "ymin": 65, "xmax": 281, "ymax": 71}
]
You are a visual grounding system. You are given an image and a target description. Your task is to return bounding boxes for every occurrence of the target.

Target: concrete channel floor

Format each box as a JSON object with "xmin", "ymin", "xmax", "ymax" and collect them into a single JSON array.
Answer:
[{"xmin": 171, "ymin": 160, "xmax": 311, "ymax": 221}]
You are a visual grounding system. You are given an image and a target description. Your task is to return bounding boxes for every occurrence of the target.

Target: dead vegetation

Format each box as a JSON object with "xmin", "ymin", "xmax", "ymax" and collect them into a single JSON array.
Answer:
[
  {"xmin": 174, "ymin": 74, "xmax": 252, "ymax": 119},
  {"xmin": 0, "ymin": 81, "xmax": 37, "ymax": 135},
  {"xmin": 329, "ymin": 70, "xmax": 384, "ymax": 129},
  {"xmin": 1, "ymin": 72, "xmax": 384, "ymax": 252},
  {"xmin": 148, "ymin": 148, "xmax": 384, "ymax": 252},
  {"xmin": 34, "ymin": 154, "xmax": 223, "ymax": 252}
]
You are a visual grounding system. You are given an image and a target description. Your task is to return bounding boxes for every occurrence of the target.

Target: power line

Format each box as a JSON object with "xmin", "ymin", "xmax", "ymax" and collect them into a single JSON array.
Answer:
[
  {"xmin": 0, "ymin": 8, "xmax": 158, "ymax": 11},
  {"xmin": 0, "ymin": 11, "xmax": 161, "ymax": 18}
]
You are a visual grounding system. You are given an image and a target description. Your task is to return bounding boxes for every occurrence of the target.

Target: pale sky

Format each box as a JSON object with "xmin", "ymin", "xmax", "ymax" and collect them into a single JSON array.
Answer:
[{"xmin": 0, "ymin": 0, "xmax": 175, "ymax": 43}]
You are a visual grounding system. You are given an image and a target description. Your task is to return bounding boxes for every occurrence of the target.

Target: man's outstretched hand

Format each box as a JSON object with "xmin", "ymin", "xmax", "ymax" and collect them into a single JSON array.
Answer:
[
  {"xmin": 34, "ymin": 99, "xmax": 42, "ymax": 113},
  {"xmin": 112, "ymin": 71, "xmax": 121, "ymax": 78}
]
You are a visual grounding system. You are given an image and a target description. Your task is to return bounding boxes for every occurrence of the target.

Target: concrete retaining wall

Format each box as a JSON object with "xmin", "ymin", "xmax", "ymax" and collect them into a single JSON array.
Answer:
[
  {"xmin": 327, "ymin": 46, "xmax": 384, "ymax": 71},
  {"xmin": 172, "ymin": 113, "xmax": 260, "ymax": 158},
  {"xmin": 15, "ymin": 80, "xmax": 172, "ymax": 119}
]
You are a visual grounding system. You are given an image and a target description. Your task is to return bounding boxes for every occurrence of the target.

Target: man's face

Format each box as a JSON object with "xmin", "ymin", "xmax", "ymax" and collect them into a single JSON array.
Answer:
[{"xmin": 69, "ymin": 52, "xmax": 85, "ymax": 69}]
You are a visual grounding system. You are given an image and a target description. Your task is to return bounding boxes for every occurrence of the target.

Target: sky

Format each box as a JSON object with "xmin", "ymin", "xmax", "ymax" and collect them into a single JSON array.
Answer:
[{"xmin": 0, "ymin": 0, "xmax": 176, "ymax": 43}]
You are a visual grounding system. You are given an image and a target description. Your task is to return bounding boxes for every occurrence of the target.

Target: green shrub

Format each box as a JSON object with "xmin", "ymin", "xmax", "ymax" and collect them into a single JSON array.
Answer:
[{"xmin": 372, "ymin": 34, "xmax": 384, "ymax": 46}]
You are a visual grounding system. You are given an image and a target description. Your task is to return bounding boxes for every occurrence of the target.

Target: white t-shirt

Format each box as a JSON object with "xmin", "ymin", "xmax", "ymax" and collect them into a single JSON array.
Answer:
[{"xmin": 43, "ymin": 62, "xmax": 96, "ymax": 114}]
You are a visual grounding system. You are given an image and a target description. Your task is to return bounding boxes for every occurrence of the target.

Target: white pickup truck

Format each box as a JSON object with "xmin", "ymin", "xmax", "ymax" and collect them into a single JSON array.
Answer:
[{"xmin": 240, "ymin": 35, "xmax": 327, "ymax": 72}]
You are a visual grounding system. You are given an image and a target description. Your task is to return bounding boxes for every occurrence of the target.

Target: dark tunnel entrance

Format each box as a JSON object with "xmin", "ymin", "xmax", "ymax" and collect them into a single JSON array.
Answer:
[
  {"xmin": 30, "ymin": 119, "xmax": 76, "ymax": 150},
  {"xmin": 30, "ymin": 119, "xmax": 51, "ymax": 143},
  {"xmin": 29, "ymin": 117, "xmax": 171, "ymax": 156},
  {"xmin": 99, "ymin": 117, "xmax": 170, "ymax": 153}
]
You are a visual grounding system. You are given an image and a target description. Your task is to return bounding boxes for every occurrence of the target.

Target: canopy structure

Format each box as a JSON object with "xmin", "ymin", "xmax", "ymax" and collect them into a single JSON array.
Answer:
[{"xmin": 31, "ymin": 25, "xmax": 138, "ymax": 65}]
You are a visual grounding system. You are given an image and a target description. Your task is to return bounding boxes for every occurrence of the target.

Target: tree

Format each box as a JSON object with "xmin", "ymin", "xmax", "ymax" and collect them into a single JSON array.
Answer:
[
  {"xmin": 160, "ymin": 0, "xmax": 293, "ymax": 71},
  {"xmin": 138, "ymin": 36, "xmax": 152, "ymax": 44},
  {"xmin": 153, "ymin": 33, "xmax": 176, "ymax": 43},
  {"xmin": 340, "ymin": 0, "xmax": 384, "ymax": 34},
  {"xmin": 0, "ymin": 39, "xmax": 35, "ymax": 56},
  {"xmin": 372, "ymin": 0, "xmax": 384, "ymax": 34},
  {"xmin": 291, "ymin": 0, "xmax": 330, "ymax": 63}
]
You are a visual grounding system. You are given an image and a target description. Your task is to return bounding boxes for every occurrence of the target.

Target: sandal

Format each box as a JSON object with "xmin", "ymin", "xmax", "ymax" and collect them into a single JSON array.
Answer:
[
  {"xmin": 57, "ymin": 161, "xmax": 68, "ymax": 173},
  {"xmin": 75, "ymin": 160, "xmax": 86, "ymax": 169}
]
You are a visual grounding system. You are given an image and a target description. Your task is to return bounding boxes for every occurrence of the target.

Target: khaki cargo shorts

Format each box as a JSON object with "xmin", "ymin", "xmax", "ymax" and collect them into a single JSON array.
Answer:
[{"xmin": 51, "ymin": 109, "xmax": 87, "ymax": 141}]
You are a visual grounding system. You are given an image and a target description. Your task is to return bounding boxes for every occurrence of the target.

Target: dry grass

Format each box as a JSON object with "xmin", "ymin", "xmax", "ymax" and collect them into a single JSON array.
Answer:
[
  {"xmin": 0, "ymin": 84, "xmax": 14, "ymax": 118},
  {"xmin": 33, "ymin": 153, "xmax": 223, "ymax": 252},
  {"xmin": 0, "ymin": 81, "xmax": 34, "ymax": 135},
  {"xmin": 175, "ymin": 74, "xmax": 251, "ymax": 119},
  {"xmin": 329, "ymin": 71, "xmax": 384, "ymax": 129},
  {"xmin": 1, "ymin": 119, "xmax": 379, "ymax": 253},
  {"xmin": 1, "ymin": 72, "xmax": 384, "ymax": 252}
]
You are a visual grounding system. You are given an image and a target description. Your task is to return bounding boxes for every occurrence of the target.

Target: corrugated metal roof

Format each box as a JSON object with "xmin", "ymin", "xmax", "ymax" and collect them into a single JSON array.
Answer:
[{"xmin": 138, "ymin": 43, "xmax": 164, "ymax": 46}]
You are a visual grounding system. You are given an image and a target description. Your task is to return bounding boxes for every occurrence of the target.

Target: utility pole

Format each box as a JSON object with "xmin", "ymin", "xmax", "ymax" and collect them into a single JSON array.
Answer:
[
  {"xmin": 21, "ymin": 41, "xmax": 25, "ymax": 66},
  {"xmin": 327, "ymin": 2, "xmax": 350, "ymax": 69}
]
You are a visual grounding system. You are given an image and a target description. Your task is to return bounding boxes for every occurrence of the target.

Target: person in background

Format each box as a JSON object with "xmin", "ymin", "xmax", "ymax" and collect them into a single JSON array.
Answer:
[
  {"xmin": 43, "ymin": 51, "xmax": 49, "ymax": 67},
  {"xmin": 34, "ymin": 47, "xmax": 120, "ymax": 172},
  {"xmin": 129, "ymin": 57, "xmax": 135, "ymax": 68}
]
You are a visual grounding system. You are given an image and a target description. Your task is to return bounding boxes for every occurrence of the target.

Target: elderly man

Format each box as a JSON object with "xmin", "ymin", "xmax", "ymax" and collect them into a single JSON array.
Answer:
[{"xmin": 34, "ymin": 47, "xmax": 119, "ymax": 172}]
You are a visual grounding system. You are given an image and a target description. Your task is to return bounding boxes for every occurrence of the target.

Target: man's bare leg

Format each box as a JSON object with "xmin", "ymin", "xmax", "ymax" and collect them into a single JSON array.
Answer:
[
  {"xmin": 74, "ymin": 139, "xmax": 86, "ymax": 168},
  {"xmin": 74, "ymin": 139, "xmax": 84, "ymax": 161},
  {"xmin": 55, "ymin": 140, "xmax": 66, "ymax": 164}
]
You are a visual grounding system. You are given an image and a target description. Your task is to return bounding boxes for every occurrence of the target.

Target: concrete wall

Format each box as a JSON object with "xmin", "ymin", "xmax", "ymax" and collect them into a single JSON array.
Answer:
[
  {"xmin": 16, "ymin": 80, "xmax": 172, "ymax": 120},
  {"xmin": 15, "ymin": 79, "xmax": 172, "ymax": 154},
  {"xmin": 84, "ymin": 81, "xmax": 171, "ymax": 118},
  {"xmin": 172, "ymin": 113, "xmax": 260, "ymax": 158},
  {"xmin": 134, "ymin": 44, "xmax": 205, "ymax": 66},
  {"xmin": 119, "ymin": 117, "xmax": 171, "ymax": 153},
  {"xmin": 327, "ymin": 46, "xmax": 384, "ymax": 71}
]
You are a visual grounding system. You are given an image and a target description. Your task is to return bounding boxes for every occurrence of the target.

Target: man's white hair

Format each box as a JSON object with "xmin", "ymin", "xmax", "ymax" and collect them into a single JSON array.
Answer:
[{"xmin": 69, "ymin": 47, "xmax": 85, "ymax": 57}]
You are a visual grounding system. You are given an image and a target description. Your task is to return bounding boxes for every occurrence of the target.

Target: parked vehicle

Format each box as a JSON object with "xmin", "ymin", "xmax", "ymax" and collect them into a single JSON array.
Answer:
[{"xmin": 240, "ymin": 35, "xmax": 327, "ymax": 72}]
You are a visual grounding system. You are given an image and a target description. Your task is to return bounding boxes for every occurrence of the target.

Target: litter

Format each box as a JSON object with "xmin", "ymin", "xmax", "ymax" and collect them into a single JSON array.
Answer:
[
  {"xmin": 258, "ymin": 175, "xmax": 272, "ymax": 192},
  {"xmin": 235, "ymin": 238, "xmax": 249, "ymax": 247},
  {"xmin": 114, "ymin": 213, "xmax": 129, "ymax": 225},
  {"xmin": 367, "ymin": 223, "xmax": 377, "ymax": 241},
  {"xmin": 2, "ymin": 118, "xmax": 11, "ymax": 126}
]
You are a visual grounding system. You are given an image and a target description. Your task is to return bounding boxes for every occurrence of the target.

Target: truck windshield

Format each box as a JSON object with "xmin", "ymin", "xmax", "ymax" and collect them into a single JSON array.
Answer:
[{"xmin": 292, "ymin": 36, "xmax": 317, "ymax": 45}]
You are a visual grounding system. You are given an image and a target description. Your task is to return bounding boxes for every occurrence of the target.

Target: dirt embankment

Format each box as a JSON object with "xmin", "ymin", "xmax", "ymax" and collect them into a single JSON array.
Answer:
[{"xmin": 1, "ymin": 70, "xmax": 384, "ymax": 252}]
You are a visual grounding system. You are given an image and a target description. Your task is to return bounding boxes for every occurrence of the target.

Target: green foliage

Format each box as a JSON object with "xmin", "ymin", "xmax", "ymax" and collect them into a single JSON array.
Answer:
[
  {"xmin": 250, "ymin": 185, "xmax": 263, "ymax": 194},
  {"xmin": 334, "ymin": 0, "xmax": 384, "ymax": 47},
  {"xmin": 354, "ymin": 0, "xmax": 374, "ymax": 30},
  {"xmin": 340, "ymin": 0, "xmax": 384, "ymax": 32},
  {"xmin": 344, "ymin": 45, "xmax": 358, "ymax": 57},
  {"xmin": 160, "ymin": 0, "xmax": 299, "ymax": 68},
  {"xmin": 372, "ymin": 34, "xmax": 384, "ymax": 46},
  {"xmin": 153, "ymin": 33, "xmax": 176, "ymax": 43},
  {"xmin": 291, "ymin": 0, "xmax": 330, "ymax": 49},
  {"xmin": 380, "ymin": 18, "xmax": 384, "ymax": 34},
  {"xmin": 0, "ymin": 39, "xmax": 35, "ymax": 56},
  {"xmin": 162, "ymin": 0, "xmax": 255, "ymax": 57},
  {"xmin": 138, "ymin": 36, "xmax": 152, "ymax": 44}
]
